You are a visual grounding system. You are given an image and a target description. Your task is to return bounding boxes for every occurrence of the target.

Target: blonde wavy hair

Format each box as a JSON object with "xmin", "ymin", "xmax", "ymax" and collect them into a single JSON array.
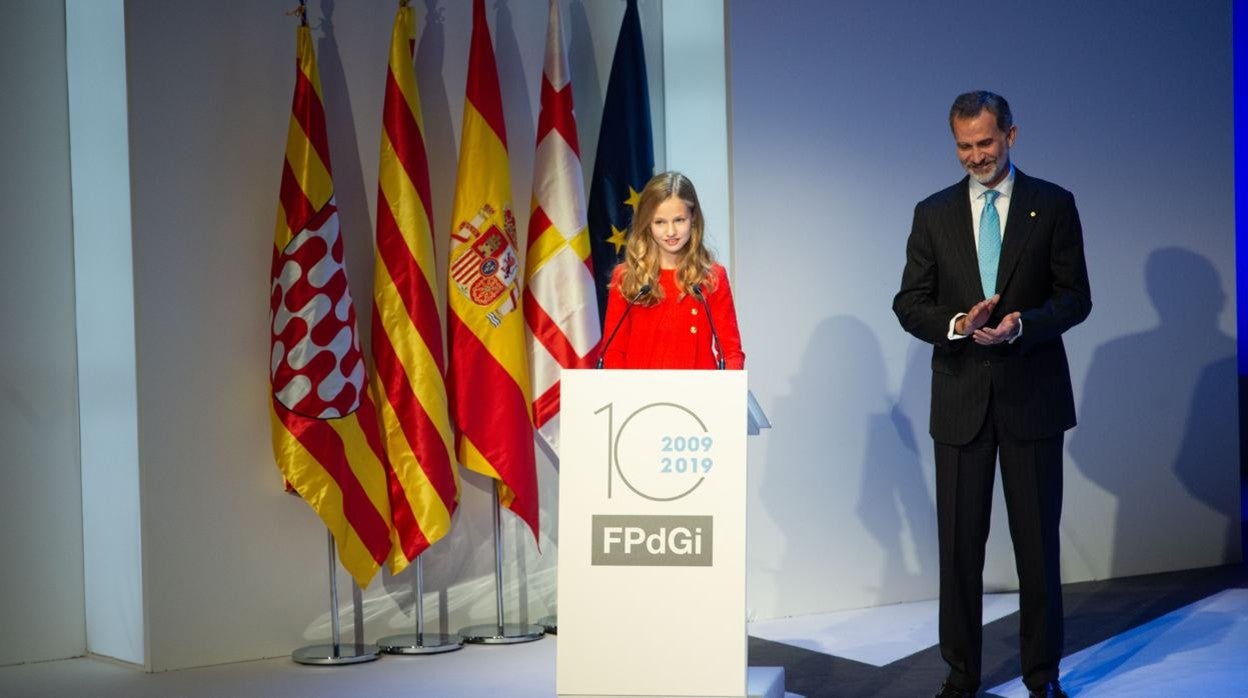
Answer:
[{"xmin": 616, "ymin": 171, "xmax": 717, "ymax": 306}]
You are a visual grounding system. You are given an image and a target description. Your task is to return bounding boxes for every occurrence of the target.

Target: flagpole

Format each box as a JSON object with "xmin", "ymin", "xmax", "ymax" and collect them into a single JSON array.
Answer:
[
  {"xmin": 459, "ymin": 488, "xmax": 545, "ymax": 644},
  {"xmin": 377, "ymin": 556, "xmax": 464, "ymax": 654},
  {"xmin": 292, "ymin": 530, "xmax": 381, "ymax": 665},
  {"xmin": 534, "ymin": 441, "xmax": 556, "ymax": 633},
  {"xmin": 492, "ymin": 490, "xmax": 505, "ymax": 635},
  {"xmin": 532, "ymin": 447, "xmax": 555, "ymax": 634},
  {"xmin": 289, "ymin": 0, "xmax": 307, "ymax": 27}
]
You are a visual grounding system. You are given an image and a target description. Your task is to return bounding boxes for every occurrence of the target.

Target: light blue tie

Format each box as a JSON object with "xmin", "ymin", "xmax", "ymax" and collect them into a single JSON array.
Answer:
[{"xmin": 978, "ymin": 190, "xmax": 1001, "ymax": 299}]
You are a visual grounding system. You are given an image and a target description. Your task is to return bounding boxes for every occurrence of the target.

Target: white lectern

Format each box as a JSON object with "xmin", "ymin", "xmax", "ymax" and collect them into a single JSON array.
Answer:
[{"xmin": 557, "ymin": 369, "xmax": 750, "ymax": 698}]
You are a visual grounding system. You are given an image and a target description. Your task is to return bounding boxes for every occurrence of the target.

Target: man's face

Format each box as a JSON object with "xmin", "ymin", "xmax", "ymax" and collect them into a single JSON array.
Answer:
[{"xmin": 952, "ymin": 110, "xmax": 1016, "ymax": 188}]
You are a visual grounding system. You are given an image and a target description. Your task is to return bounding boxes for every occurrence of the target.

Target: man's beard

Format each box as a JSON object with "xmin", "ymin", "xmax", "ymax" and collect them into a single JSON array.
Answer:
[{"xmin": 964, "ymin": 158, "xmax": 1005, "ymax": 185}]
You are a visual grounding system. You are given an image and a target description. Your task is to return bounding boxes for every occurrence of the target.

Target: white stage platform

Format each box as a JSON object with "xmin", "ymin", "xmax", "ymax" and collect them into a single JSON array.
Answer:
[
  {"xmin": 749, "ymin": 593, "xmax": 1020, "ymax": 667},
  {"xmin": 7, "ymin": 585, "xmax": 1248, "ymax": 697},
  {"xmin": 1, "ymin": 637, "xmax": 793, "ymax": 698},
  {"xmin": 988, "ymin": 588, "xmax": 1248, "ymax": 697}
]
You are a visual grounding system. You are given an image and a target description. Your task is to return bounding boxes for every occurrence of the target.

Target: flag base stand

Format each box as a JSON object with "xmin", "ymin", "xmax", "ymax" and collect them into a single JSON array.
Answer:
[
  {"xmin": 379, "ymin": 556, "xmax": 464, "ymax": 655},
  {"xmin": 292, "ymin": 643, "xmax": 380, "ymax": 665},
  {"xmin": 376, "ymin": 633, "xmax": 463, "ymax": 654},
  {"xmin": 292, "ymin": 530, "xmax": 381, "ymax": 666},
  {"xmin": 460, "ymin": 488, "xmax": 546, "ymax": 646},
  {"xmin": 536, "ymin": 615, "xmax": 557, "ymax": 634},
  {"xmin": 459, "ymin": 622, "xmax": 545, "ymax": 644}
]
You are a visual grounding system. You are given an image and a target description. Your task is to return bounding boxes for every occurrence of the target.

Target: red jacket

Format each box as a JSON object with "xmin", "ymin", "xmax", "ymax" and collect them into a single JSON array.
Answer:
[{"xmin": 602, "ymin": 263, "xmax": 745, "ymax": 370}]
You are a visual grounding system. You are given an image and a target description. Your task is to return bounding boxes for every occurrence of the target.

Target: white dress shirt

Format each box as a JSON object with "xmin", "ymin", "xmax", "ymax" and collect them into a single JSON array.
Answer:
[{"xmin": 948, "ymin": 163, "xmax": 1022, "ymax": 342}]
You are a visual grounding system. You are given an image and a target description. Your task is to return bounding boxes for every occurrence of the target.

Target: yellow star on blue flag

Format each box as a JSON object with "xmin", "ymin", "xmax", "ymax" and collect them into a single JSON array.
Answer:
[
  {"xmin": 607, "ymin": 224, "xmax": 628, "ymax": 253},
  {"xmin": 625, "ymin": 186, "xmax": 642, "ymax": 213},
  {"xmin": 586, "ymin": 0, "xmax": 653, "ymax": 326}
]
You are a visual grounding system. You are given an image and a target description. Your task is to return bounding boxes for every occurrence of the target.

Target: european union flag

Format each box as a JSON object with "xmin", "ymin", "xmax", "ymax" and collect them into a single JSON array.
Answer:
[{"xmin": 587, "ymin": 0, "xmax": 653, "ymax": 324}]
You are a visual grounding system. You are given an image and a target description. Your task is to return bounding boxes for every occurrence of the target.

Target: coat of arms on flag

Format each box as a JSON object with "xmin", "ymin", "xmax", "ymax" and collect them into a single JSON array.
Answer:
[
  {"xmin": 447, "ymin": 0, "xmax": 539, "ymax": 543},
  {"xmin": 450, "ymin": 203, "xmax": 521, "ymax": 327}
]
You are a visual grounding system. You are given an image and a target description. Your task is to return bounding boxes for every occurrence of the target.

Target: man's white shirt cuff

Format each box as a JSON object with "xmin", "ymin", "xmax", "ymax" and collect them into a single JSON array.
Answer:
[
  {"xmin": 947, "ymin": 313, "xmax": 1024, "ymax": 342},
  {"xmin": 948, "ymin": 313, "xmax": 967, "ymax": 340}
]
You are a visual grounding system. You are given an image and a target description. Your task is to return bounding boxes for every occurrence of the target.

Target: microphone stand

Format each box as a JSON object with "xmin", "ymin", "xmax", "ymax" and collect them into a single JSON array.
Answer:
[
  {"xmin": 693, "ymin": 284, "xmax": 726, "ymax": 370},
  {"xmin": 596, "ymin": 284, "xmax": 652, "ymax": 368}
]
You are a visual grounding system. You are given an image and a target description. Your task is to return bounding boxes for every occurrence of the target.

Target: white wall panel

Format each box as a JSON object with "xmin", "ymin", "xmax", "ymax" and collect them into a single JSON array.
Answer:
[
  {"xmin": 663, "ymin": 0, "xmax": 732, "ymax": 271},
  {"xmin": 729, "ymin": 0, "xmax": 1239, "ymax": 620},
  {"xmin": 0, "ymin": 0, "xmax": 87, "ymax": 668},
  {"xmin": 67, "ymin": 0, "xmax": 146, "ymax": 666}
]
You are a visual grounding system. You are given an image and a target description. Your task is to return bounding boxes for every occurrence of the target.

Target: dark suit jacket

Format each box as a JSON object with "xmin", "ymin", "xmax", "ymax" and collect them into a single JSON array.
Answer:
[{"xmin": 893, "ymin": 169, "xmax": 1092, "ymax": 445}]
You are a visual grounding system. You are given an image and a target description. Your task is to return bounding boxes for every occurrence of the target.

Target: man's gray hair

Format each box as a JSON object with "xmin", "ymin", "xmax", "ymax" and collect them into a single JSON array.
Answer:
[{"xmin": 949, "ymin": 91, "xmax": 1013, "ymax": 133}]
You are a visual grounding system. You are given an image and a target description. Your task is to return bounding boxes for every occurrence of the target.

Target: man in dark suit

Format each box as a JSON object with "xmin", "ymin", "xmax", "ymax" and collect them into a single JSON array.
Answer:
[{"xmin": 893, "ymin": 91, "xmax": 1091, "ymax": 698}]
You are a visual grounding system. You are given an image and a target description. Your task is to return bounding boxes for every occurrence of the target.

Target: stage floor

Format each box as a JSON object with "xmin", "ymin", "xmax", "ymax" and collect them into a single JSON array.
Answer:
[
  {"xmin": 749, "ymin": 563, "xmax": 1248, "ymax": 697},
  {"xmin": 3, "ymin": 564, "xmax": 1244, "ymax": 697}
]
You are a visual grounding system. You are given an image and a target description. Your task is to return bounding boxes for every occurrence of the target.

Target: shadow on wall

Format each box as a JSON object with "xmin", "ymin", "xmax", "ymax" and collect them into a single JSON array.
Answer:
[
  {"xmin": 417, "ymin": 0, "xmax": 460, "ymax": 276},
  {"xmin": 315, "ymin": 0, "xmax": 375, "ymax": 311},
  {"xmin": 757, "ymin": 315, "xmax": 938, "ymax": 616},
  {"xmin": 374, "ymin": 469, "xmax": 550, "ymax": 637},
  {"xmin": 567, "ymin": 0, "xmax": 604, "ymax": 176},
  {"xmin": 1069, "ymin": 247, "xmax": 1240, "ymax": 578},
  {"xmin": 855, "ymin": 335, "xmax": 939, "ymax": 604}
]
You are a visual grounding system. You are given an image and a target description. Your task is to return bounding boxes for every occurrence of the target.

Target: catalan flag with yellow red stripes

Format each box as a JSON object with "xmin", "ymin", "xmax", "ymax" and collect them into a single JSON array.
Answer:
[
  {"xmin": 525, "ymin": 0, "xmax": 601, "ymax": 454},
  {"xmin": 269, "ymin": 22, "xmax": 392, "ymax": 588},
  {"xmin": 371, "ymin": 2, "xmax": 459, "ymax": 573},
  {"xmin": 446, "ymin": 0, "xmax": 539, "ymax": 540}
]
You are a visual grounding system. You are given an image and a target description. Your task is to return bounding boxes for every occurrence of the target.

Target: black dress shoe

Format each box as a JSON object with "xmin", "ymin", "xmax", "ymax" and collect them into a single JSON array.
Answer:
[
  {"xmin": 934, "ymin": 682, "xmax": 975, "ymax": 697},
  {"xmin": 1028, "ymin": 680, "xmax": 1067, "ymax": 698}
]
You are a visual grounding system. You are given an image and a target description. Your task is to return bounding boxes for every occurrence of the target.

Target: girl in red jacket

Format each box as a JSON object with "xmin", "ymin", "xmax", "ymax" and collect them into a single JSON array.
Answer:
[{"xmin": 601, "ymin": 172, "xmax": 745, "ymax": 370}]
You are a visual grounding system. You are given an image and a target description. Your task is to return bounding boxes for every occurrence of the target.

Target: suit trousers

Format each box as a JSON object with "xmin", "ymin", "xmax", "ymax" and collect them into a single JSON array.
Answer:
[{"xmin": 934, "ymin": 398, "xmax": 1065, "ymax": 692}]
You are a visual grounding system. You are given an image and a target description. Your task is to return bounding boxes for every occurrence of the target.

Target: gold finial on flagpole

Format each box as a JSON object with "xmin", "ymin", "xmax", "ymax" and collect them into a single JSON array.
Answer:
[{"xmin": 286, "ymin": 0, "xmax": 308, "ymax": 26}]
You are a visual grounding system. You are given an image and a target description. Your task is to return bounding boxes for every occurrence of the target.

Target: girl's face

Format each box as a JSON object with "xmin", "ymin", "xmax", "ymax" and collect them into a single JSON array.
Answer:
[{"xmin": 649, "ymin": 195, "xmax": 693, "ymax": 269}]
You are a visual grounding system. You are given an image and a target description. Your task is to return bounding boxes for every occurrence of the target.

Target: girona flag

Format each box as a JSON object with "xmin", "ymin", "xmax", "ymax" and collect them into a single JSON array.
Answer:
[
  {"xmin": 370, "ymin": 2, "xmax": 459, "ymax": 572},
  {"xmin": 446, "ymin": 0, "xmax": 538, "ymax": 541},
  {"xmin": 269, "ymin": 21, "xmax": 392, "ymax": 588},
  {"xmin": 524, "ymin": 0, "xmax": 601, "ymax": 454}
]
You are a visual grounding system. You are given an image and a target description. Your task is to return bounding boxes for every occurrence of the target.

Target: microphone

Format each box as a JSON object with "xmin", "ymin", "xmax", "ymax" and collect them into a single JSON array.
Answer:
[
  {"xmin": 596, "ymin": 284, "xmax": 652, "ymax": 368},
  {"xmin": 692, "ymin": 284, "xmax": 726, "ymax": 370}
]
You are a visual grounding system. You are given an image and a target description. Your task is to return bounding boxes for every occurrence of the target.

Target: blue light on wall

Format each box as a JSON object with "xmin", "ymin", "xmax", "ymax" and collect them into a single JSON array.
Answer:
[{"xmin": 1236, "ymin": 0, "xmax": 1248, "ymax": 558}]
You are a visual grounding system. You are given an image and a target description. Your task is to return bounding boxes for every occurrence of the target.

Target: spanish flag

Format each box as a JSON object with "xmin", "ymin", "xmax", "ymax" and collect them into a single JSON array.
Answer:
[
  {"xmin": 270, "ymin": 22, "xmax": 392, "ymax": 588},
  {"xmin": 371, "ymin": 2, "xmax": 459, "ymax": 573},
  {"xmin": 446, "ymin": 0, "xmax": 539, "ymax": 541}
]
